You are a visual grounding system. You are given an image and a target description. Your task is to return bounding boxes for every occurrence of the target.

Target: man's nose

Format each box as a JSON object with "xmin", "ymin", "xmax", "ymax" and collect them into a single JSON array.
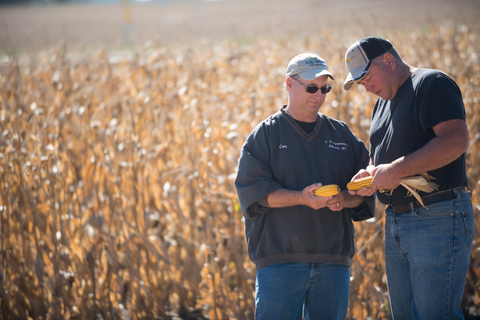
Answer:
[{"xmin": 314, "ymin": 89, "xmax": 325, "ymax": 98}]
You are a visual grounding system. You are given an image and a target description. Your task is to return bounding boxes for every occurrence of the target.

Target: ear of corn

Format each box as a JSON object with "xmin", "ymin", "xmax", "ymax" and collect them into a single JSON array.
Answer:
[
  {"xmin": 347, "ymin": 176, "xmax": 373, "ymax": 191},
  {"xmin": 314, "ymin": 184, "xmax": 340, "ymax": 197}
]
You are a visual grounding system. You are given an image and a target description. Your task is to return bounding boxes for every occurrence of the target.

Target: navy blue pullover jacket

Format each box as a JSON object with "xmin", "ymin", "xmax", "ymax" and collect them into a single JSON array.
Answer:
[{"xmin": 235, "ymin": 107, "xmax": 375, "ymax": 270}]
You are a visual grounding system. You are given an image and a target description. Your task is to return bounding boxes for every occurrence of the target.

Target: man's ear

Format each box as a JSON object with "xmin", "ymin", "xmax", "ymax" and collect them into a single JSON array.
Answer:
[
  {"xmin": 286, "ymin": 77, "xmax": 293, "ymax": 92},
  {"xmin": 383, "ymin": 53, "xmax": 396, "ymax": 69}
]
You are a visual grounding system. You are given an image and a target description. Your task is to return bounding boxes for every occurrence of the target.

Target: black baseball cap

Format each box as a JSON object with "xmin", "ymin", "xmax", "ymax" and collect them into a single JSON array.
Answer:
[{"xmin": 343, "ymin": 36, "xmax": 393, "ymax": 90}]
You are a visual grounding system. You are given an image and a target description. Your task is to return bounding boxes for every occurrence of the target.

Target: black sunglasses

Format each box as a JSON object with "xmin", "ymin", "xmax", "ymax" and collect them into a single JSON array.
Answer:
[{"xmin": 291, "ymin": 76, "xmax": 332, "ymax": 94}]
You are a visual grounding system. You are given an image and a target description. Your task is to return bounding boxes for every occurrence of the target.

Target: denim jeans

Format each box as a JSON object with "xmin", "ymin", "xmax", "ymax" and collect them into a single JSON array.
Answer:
[
  {"xmin": 385, "ymin": 191, "xmax": 474, "ymax": 320},
  {"xmin": 254, "ymin": 262, "xmax": 350, "ymax": 320}
]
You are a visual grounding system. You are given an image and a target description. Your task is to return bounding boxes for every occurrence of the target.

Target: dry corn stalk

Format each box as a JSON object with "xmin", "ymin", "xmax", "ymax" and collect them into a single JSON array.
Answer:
[
  {"xmin": 314, "ymin": 184, "xmax": 340, "ymax": 197},
  {"xmin": 0, "ymin": 15, "xmax": 478, "ymax": 320}
]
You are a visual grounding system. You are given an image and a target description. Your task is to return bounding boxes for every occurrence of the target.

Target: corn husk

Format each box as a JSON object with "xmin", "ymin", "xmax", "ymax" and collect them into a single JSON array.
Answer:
[{"xmin": 399, "ymin": 172, "xmax": 439, "ymax": 207}]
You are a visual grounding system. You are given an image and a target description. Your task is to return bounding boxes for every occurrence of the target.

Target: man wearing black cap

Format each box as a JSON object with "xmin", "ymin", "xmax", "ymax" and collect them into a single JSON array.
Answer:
[
  {"xmin": 344, "ymin": 36, "xmax": 474, "ymax": 319},
  {"xmin": 235, "ymin": 52, "xmax": 375, "ymax": 319}
]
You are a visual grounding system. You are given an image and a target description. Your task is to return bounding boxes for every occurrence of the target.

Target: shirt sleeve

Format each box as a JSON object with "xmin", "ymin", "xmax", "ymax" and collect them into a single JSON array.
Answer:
[
  {"xmin": 419, "ymin": 73, "xmax": 465, "ymax": 131},
  {"xmin": 235, "ymin": 125, "xmax": 283, "ymax": 219}
]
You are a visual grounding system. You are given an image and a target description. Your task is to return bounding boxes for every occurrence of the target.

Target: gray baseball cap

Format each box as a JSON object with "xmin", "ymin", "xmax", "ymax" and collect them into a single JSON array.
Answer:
[
  {"xmin": 343, "ymin": 36, "xmax": 393, "ymax": 90},
  {"xmin": 286, "ymin": 53, "xmax": 335, "ymax": 81}
]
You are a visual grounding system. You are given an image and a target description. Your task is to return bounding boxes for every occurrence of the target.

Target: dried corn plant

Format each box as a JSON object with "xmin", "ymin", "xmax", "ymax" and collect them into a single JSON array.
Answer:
[{"xmin": 0, "ymin": 21, "xmax": 479, "ymax": 320}]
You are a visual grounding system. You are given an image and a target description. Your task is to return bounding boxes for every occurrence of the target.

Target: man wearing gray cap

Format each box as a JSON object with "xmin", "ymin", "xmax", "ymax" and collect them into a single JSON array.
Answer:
[
  {"xmin": 344, "ymin": 36, "xmax": 474, "ymax": 319},
  {"xmin": 235, "ymin": 52, "xmax": 375, "ymax": 319}
]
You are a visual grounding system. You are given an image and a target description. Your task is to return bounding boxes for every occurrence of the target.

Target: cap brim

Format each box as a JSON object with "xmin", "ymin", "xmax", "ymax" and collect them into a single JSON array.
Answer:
[
  {"xmin": 297, "ymin": 69, "xmax": 335, "ymax": 81},
  {"xmin": 343, "ymin": 61, "xmax": 371, "ymax": 90}
]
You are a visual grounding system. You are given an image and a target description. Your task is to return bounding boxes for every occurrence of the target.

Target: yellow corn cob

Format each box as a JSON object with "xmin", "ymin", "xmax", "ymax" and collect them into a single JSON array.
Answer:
[
  {"xmin": 347, "ymin": 176, "xmax": 373, "ymax": 191},
  {"xmin": 314, "ymin": 184, "xmax": 340, "ymax": 197}
]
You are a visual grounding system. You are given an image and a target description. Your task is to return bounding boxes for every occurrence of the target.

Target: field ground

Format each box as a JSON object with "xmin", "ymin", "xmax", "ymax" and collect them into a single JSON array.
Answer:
[{"xmin": 1, "ymin": 0, "xmax": 479, "ymax": 53}]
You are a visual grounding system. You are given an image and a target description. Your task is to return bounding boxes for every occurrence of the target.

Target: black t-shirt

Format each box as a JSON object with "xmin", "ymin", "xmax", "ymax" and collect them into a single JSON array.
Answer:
[
  {"xmin": 294, "ymin": 119, "xmax": 317, "ymax": 135},
  {"xmin": 369, "ymin": 68, "xmax": 468, "ymax": 205}
]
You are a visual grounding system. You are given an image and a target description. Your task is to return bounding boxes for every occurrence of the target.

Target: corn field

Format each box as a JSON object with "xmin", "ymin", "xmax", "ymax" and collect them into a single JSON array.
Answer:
[{"xmin": 0, "ymin": 4, "xmax": 479, "ymax": 319}]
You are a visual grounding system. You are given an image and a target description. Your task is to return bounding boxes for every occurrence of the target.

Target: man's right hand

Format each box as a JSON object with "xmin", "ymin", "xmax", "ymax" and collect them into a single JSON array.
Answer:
[{"xmin": 302, "ymin": 183, "xmax": 333, "ymax": 210}]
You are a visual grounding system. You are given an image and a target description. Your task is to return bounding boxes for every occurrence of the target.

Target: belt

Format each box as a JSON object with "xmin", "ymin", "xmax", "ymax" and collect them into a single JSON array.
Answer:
[{"xmin": 388, "ymin": 186, "xmax": 469, "ymax": 214}]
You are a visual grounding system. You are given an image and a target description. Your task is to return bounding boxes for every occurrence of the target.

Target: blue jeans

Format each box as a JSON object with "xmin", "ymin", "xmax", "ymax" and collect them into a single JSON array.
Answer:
[
  {"xmin": 254, "ymin": 262, "xmax": 350, "ymax": 320},
  {"xmin": 385, "ymin": 192, "xmax": 474, "ymax": 320}
]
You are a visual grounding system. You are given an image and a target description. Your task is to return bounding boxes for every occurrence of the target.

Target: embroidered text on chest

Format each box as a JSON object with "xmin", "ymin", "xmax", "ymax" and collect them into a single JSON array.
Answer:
[{"xmin": 324, "ymin": 140, "xmax": 348, "ymax": 151}]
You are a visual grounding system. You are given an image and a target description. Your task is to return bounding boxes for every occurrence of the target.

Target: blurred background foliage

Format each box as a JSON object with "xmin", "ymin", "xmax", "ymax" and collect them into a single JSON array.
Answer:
[{"xmin": 0, "ymin": 0, "xmax": 479, "ymax": 319}]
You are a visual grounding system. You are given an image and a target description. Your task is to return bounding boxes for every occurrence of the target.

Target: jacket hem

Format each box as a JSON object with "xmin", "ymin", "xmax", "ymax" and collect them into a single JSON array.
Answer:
[{"xmin": 253, "ymin": 253, "xmax": 352, "ymax": 270}]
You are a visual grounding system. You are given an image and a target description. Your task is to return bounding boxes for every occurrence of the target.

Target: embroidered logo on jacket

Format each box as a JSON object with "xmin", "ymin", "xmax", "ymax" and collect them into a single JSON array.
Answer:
[
  {"xmin": 279, "ymin": 144, "xmax": 288, "ymax": 149},
  {"xmin": 325, "ymin": 140, "xmax": 348, "ymax": 151}
]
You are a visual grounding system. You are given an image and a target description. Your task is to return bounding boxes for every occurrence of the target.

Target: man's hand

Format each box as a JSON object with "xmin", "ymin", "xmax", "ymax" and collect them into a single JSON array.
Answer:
[
  {"xmin": 266, "ymin": 182, "xmax": 362, "ymax": 210},
  {"xmin": 349, "ymin": 162, "xmax": 403, "ymax": 196},
  {"xmin": 348, "ymin": 168, "xmax": 375, "ymax": 197},
  {"xmin": 326, "ymin": 191, "xmax": 344, "ymax": 211},
  {"xmin": 370, "ymin": 163, "xmax": 402, "ymax": 193},
  {"xmin": 302, "ymin": 183, "xmax": 332, "ymax": 210}
]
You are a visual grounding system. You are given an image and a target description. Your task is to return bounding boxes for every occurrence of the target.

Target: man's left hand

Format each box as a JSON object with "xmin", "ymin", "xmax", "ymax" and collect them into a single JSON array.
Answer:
[{"xmin": 327, "ymin": 192, "xmax": 344, "ymax": 211}]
